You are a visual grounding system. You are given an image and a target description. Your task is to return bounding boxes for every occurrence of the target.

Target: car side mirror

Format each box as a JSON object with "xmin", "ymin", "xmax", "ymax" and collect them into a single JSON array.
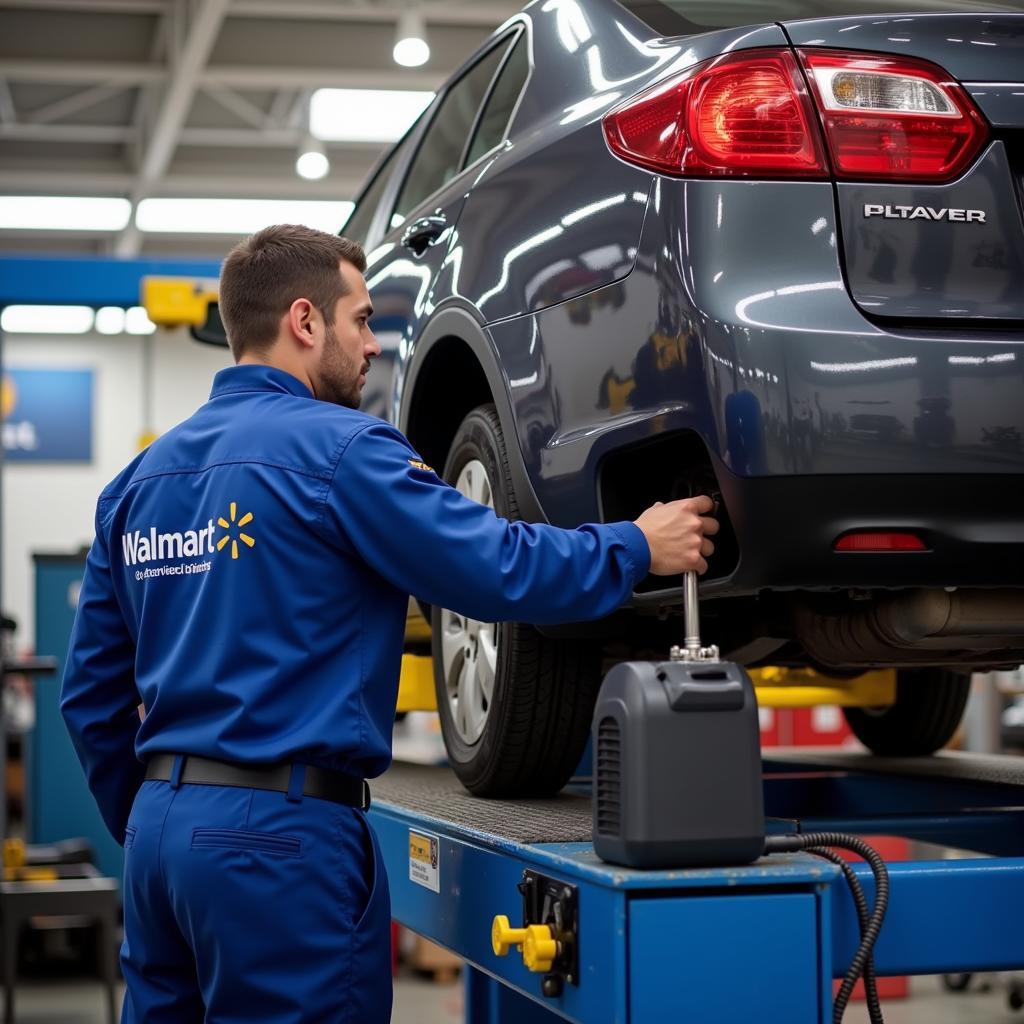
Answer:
[{"xmin": 189, "ymin": 302, "xmax": 229, "ymax": 348}]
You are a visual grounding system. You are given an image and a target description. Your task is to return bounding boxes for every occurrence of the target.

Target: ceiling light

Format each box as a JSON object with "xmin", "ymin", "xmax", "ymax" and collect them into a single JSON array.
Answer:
[
  {"xmin": 135, "ymin": 198, "xmax": 354, "ymax": 234},
  {"xmin": 0, "ymin": 196, "xmax": 132, "ymax": 231},
  {"xmin": 296, "ymin": 136, "xmax": 330, "ymax": 181},
  {"xmin": 95, "ymin": 307, "xmax": 126, "ymax": 334},
  {"xmin": 0, "ymin": 305, "xmax": 94, "ymax": 334},
  {"xmin": 394, "ymin": 9, "xmax": 430, "ymax": 67},
  {"xmin": 125, "ymin": 306, "xmax": 156, "ymax": 335},
  {"xmin": 310, "ymin": 88, "xmax": 433, "ymax": 143}
]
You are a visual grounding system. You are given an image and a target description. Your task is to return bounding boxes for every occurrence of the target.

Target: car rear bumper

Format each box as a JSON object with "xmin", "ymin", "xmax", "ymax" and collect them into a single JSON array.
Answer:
[{"xmin": 683, "ymin": 464, "xmax": 1024, "ymax": 600}]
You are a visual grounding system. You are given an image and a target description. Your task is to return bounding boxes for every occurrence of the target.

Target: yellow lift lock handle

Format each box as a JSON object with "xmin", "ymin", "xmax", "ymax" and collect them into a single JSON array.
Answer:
[{"xmin": 491, "ymin": 915, "xmax": 559, "ymax": 973}]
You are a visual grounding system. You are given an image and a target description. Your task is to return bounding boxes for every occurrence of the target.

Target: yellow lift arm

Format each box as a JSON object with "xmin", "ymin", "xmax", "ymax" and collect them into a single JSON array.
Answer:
[{"xmin": 396, "ymin": 655, "xmax": 895, "ymax": 713}]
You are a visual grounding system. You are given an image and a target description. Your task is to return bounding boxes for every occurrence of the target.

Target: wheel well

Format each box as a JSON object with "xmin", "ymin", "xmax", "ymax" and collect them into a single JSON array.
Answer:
[
  {"xmin": 405, "ymin": 336, "xmax": 493, "ymax": 472},
  {"xmin": 404, "ymin": 336, "xmax": 494, "ymax": 627},
  {"xmin": 598, "ymin": 429, "xmax": 740, "ymax": 583}
]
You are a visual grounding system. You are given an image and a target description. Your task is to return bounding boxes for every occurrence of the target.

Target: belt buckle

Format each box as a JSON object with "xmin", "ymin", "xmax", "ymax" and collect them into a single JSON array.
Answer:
[{"xmin": 361, "ymin": 780, "xmax": 371, "ymax": 811}]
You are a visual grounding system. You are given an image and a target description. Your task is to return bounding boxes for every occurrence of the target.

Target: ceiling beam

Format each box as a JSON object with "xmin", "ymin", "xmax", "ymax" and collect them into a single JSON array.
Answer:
[
  {"xmin": 24, "ymin": 83, "xmax": 129, "ymax": 124},
  {"xmin": 115, "ymin": 0, "xmax": 232, "ymax": 256},
  {"xmin": 0, "ymin": 122, "xmax": 386, "ymax": 150},
  {"xmin": 266, "ymin": 88, "xmax": 295, "ymax": 129},
  {"xmin": 123, "ymin": 2, "xmax": 170, "ymax": 181},
  {"xmin": 229, "ymin": 0, "xmax": 517, "ymax": 27},
  {"xmin": 0, "ymin": 122, "xmax": 131, "ymax": 142},
  {"xmin": 0, "ymin": 80, "xmax": 16, "ymax": 125},
  {"xmin": 1, "ymin": 60, "xmax": 164, "ymax": 85},
  {"xmin": 0, "ymin": 0, "xmax": 516, "ymax": 25},
  {"xmin": 180, "ymin": 127, "xmax": 382, "ymax": 149},
  {"xmin": 1, "ymin": 59, "xmax": 444, "ymax": 91},
  {"xmin": 0, "ymin": 169, "xmax": 362, "ymax": 199},
  {"xmin": 203, "ymin": 66, "xmax": 443, "ymax": 90},
  {"xmin": 0, "ymin": 0, "xmax": 167, "ymax": 11},
  {"xmin": 200, "ymin": 85, "xmax": 270, "ymax": 130},
  {"xmin": 0, "ymin": 0, "xmax": 512, "ymax": 20}
]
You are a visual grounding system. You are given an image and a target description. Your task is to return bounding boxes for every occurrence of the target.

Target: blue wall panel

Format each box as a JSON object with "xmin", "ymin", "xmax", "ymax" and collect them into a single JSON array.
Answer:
[{"xmin": 32, "ymin": 555, "xmax": 124, "ymax": 880}]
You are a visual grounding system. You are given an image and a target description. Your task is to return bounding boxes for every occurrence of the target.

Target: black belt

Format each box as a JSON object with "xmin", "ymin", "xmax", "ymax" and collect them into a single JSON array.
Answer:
[{"xmin": 145, "ymin": 754, "xmax": 370, "ymax": 810}]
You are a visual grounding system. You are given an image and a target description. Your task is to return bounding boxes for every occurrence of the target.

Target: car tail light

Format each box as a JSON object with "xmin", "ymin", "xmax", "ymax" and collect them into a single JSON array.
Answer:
[
  {"xmin": 603, "ymin": 49, "xmax": 828, "ymax": 178},
  {"xmin": 834, "ymin": 531, "xmax": 927, "ymax": 552},
  {"xmin": 799, "ymin": 49, "xmax": 988, "ymax": 182}
]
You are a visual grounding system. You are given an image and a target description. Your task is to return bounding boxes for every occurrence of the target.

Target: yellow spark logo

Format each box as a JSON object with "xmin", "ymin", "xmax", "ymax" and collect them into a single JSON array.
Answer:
[{"xmin": 216, "ymin": 502, "xmax": 255, "ymax": 560}]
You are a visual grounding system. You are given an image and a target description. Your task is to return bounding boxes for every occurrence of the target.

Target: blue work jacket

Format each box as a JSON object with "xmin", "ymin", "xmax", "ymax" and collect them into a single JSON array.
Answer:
[{"xmin": 61, "ymin": 364, "xmax": 651, "ymax": 843}]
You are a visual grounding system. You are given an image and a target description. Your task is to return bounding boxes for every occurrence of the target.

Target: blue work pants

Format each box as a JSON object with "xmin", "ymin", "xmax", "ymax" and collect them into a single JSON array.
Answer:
[{"xmin": 120, "ymin": 775, "xmax": 391, "ymax": 1023}]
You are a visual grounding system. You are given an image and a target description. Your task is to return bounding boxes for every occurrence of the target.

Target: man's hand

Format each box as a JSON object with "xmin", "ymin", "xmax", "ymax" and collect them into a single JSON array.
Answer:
[{"xmin": 634, "ymin": 495, "xmax": 719, "ymax": 576}]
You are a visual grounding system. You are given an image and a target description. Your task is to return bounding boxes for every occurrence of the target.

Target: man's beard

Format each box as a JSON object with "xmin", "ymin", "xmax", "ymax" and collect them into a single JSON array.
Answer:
[{"xmin": 317, "ymin": 323, "xmax": 367, "ymax": 409}]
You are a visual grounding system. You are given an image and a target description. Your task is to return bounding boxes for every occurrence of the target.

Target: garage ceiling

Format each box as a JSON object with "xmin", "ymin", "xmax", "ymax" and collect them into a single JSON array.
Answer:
[{"xmin": 0, "ymin": 0, "xmax": 520, "ymax": 257}]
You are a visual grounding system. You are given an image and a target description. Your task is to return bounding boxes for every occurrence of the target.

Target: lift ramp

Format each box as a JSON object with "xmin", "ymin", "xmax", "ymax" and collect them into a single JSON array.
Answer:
[{"xmin": 369, "ymin": 751, "xmax": 1024, "ymax": 1023}]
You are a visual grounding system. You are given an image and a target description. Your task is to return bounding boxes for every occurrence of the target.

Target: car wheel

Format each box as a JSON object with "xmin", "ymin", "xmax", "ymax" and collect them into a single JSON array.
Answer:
[
  {"xmin": 843, "ymin": 668, "xmax": 971, "ymax": 756},
  {"xmin": 431, "ymin": 404, "xmax": 602, "ymax": 796}
]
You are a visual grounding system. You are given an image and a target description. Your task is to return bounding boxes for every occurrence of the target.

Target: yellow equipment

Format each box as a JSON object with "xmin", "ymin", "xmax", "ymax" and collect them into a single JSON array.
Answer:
[
  {"xmin": 396, "ymin": 654, "xmax": 896, "ymax": 713},
  {"xmin": 142, "ymin": 276, "xmax": 219, "ymax": 328},
  {"xmin": 491, "ymin": 915, "xmax": 559, "ymax": 973}
]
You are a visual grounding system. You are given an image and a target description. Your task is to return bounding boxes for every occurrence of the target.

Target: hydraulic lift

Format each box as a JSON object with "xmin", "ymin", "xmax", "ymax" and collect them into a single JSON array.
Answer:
[{"xmin": 374, "ymin": 663, "xmax": 1024, "ymax": 1023}]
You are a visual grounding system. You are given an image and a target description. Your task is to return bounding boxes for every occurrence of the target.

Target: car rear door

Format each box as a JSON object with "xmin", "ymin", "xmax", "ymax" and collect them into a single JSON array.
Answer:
[{"xmin": 361, "ymin": 29, "xmax": 522, "ymax": 424}]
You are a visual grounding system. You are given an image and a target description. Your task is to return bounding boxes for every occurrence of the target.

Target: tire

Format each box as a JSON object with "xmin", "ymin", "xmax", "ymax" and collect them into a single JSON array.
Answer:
[
  {"xmin": 941, "ymin": 973, "xmax": 973, "ymax": 993},
  {"xmin": 843, "ymin": 668, "xmax": 971, "ymax": 756},
  {"xmin": 431, "ymin": 404, "xmax": 602, "ymax": 796}
]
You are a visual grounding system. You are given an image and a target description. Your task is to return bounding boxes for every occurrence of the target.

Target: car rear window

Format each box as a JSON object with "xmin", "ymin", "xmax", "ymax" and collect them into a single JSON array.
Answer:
[
  {"xmin": 618, "ymin": 0, "xmax": 1024, "ymax": 35},
  {"xmin": 392, "ymin": 37, "xmax": 513, "ymax": 225},
  {"xmin": 465, "ymin": 34, "xmax": 529, "ymax": 168}
]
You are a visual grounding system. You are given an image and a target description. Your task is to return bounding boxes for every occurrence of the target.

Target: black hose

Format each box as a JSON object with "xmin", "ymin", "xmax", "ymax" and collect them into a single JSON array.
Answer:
[
  {"xmin": 764, "ymin": 832, "xmax": 890, "ymax": 1024},
  {"xmin": 808, "ymin": 846, "xmax": 883, "ymax": 1024}
]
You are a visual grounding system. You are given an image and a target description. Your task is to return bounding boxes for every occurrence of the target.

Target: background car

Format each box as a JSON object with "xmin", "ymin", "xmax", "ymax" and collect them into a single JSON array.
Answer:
[{"xmin": 338, "ymin": 0, "xmax": 1024, "ymax": 796}]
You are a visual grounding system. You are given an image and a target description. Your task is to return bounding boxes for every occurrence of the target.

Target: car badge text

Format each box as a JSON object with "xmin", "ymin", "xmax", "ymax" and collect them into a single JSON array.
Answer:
[{"xmin": 863, "ymin": 203, "xmax": 985, "ymax": 223}]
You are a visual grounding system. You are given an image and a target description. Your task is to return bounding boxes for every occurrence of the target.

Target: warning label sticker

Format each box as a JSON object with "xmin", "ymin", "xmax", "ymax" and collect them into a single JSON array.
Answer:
[{"xmin": 409, "ymin": 830, "xmax": 440, "ymax": 893}]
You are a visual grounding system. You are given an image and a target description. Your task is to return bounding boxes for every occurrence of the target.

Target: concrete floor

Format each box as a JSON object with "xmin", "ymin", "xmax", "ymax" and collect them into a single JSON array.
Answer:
[
  {"xmin": 6, "ymin": 972, "xmax": 1024, "ymax": 1022},
  {"xmin": 7, "ymin": 970, "xmax": 464, "ymax": 1023}
]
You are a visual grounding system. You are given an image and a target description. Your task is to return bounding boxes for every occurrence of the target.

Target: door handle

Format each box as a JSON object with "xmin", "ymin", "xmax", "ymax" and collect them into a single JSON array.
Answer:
[{"xmin": 401, "ymin": 214, "xmax": 447, "ymax": 255}]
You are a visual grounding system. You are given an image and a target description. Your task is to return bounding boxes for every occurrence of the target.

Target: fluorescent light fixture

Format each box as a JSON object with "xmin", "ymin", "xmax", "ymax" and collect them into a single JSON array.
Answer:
[
  {"xmin": 296, "ymin": 136, "xmax": 330, "ymax": 181},
  {"xmin": 1, "ymin": 305, "xmax": 94, "ymax": 334},
  {"xmin": 310, "ymin": 88, "xmax": 433, "ymax": 143},
  {"xmin": 125, "ymin": 306, "xmax": 156, "ymax": 335},
  {"xmin": 135, "ymin": 198, "xmax": 354, "ymax": 234},
  {"xmin": 0, "ymin": 195, "xmax": 132, "ymax": 231},
  {"xmin": 95, "ymin": 306, "xmax": 126, "ymax": 334},
  {"xmin": 394, "ymin": 10, "xmax": 430, "ymax": 67}
]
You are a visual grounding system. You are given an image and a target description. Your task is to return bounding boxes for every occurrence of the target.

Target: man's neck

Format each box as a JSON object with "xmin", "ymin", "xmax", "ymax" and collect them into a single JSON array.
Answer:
[{"xmin": 237, "ymin": 352, "xmax": 315, "ymax": 398}]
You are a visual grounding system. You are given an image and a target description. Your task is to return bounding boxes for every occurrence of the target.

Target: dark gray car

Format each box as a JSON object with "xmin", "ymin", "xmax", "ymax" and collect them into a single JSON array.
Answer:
[{"xmin": 340, "ymin": 0, "xmax": 1024, "ymax": 795}]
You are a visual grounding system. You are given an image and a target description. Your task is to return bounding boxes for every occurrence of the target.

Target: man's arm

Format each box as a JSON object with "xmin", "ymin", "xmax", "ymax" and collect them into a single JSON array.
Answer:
[
  {"xmin": 324, "ymin": 422, "xmax": 698, "ymax": 624},
  {"xmin": 60, "ymin": 505, "xmax": 144, "ymax": 844}
]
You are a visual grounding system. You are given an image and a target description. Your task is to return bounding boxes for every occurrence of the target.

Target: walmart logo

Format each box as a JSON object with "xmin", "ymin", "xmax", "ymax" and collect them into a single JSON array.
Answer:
[
  {"xmin": 216, "ymin": 502, "xmax": 255, "ymax": 560},
  {"xmin": 121, "ymin": 500, "xmax": 255, "ymax": 570}
]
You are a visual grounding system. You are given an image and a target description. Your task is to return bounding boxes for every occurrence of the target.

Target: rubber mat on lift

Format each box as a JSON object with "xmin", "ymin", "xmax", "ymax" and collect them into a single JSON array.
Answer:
[{"xmin": 372, "ymin": 762, "xmax": 593, "ymax": 844}]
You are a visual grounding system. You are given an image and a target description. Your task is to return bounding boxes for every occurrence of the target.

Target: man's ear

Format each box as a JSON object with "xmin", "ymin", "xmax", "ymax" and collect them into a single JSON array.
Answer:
[{"xmin": 287, "ymin": 298, "xmax": 317, "ymax": 350}]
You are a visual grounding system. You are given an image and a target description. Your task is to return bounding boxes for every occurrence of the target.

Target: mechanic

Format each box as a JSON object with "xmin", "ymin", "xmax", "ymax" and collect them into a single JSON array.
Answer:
[{"xmin": 60, "ymin": 224, "xmax": 718, "ymax": 1023}]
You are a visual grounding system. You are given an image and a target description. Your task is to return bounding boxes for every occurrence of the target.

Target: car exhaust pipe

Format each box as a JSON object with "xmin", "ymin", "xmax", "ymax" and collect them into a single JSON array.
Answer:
[{"xmin": 794, "ymin": 589, "xmax": 1024, "ymax": 667}]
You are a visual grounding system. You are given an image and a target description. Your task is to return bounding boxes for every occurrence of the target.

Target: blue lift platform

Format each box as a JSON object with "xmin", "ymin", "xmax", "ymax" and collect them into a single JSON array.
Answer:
[{"xmin": 369, "ymin": 751, "xmax": 1024, "ymax": 1023}]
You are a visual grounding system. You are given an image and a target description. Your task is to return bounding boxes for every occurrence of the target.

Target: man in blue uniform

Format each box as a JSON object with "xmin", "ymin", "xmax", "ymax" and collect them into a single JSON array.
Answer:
[{"xmin": 61, "ymin": 225, "xmax": 717, "ymax": 1023}]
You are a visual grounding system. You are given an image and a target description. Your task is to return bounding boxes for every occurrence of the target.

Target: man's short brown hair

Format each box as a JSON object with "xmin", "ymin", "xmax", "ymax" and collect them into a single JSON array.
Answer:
[{"xmin": 219, "ymin": 224, "xmax": 366, "ymax": 359}]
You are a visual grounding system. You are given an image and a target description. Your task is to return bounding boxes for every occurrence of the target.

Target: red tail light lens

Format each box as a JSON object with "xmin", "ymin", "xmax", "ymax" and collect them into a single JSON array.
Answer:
[
  {"xmin": 834, "ymin": 532, "xmax": 927, "ymax": 552},
  {"xmin": 799, "ymin": 50, "xmax": 988, "ymax": 182},
  {"xmin": 603, "ymin": 48, "xmax": 828, "ymax": 178}
]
